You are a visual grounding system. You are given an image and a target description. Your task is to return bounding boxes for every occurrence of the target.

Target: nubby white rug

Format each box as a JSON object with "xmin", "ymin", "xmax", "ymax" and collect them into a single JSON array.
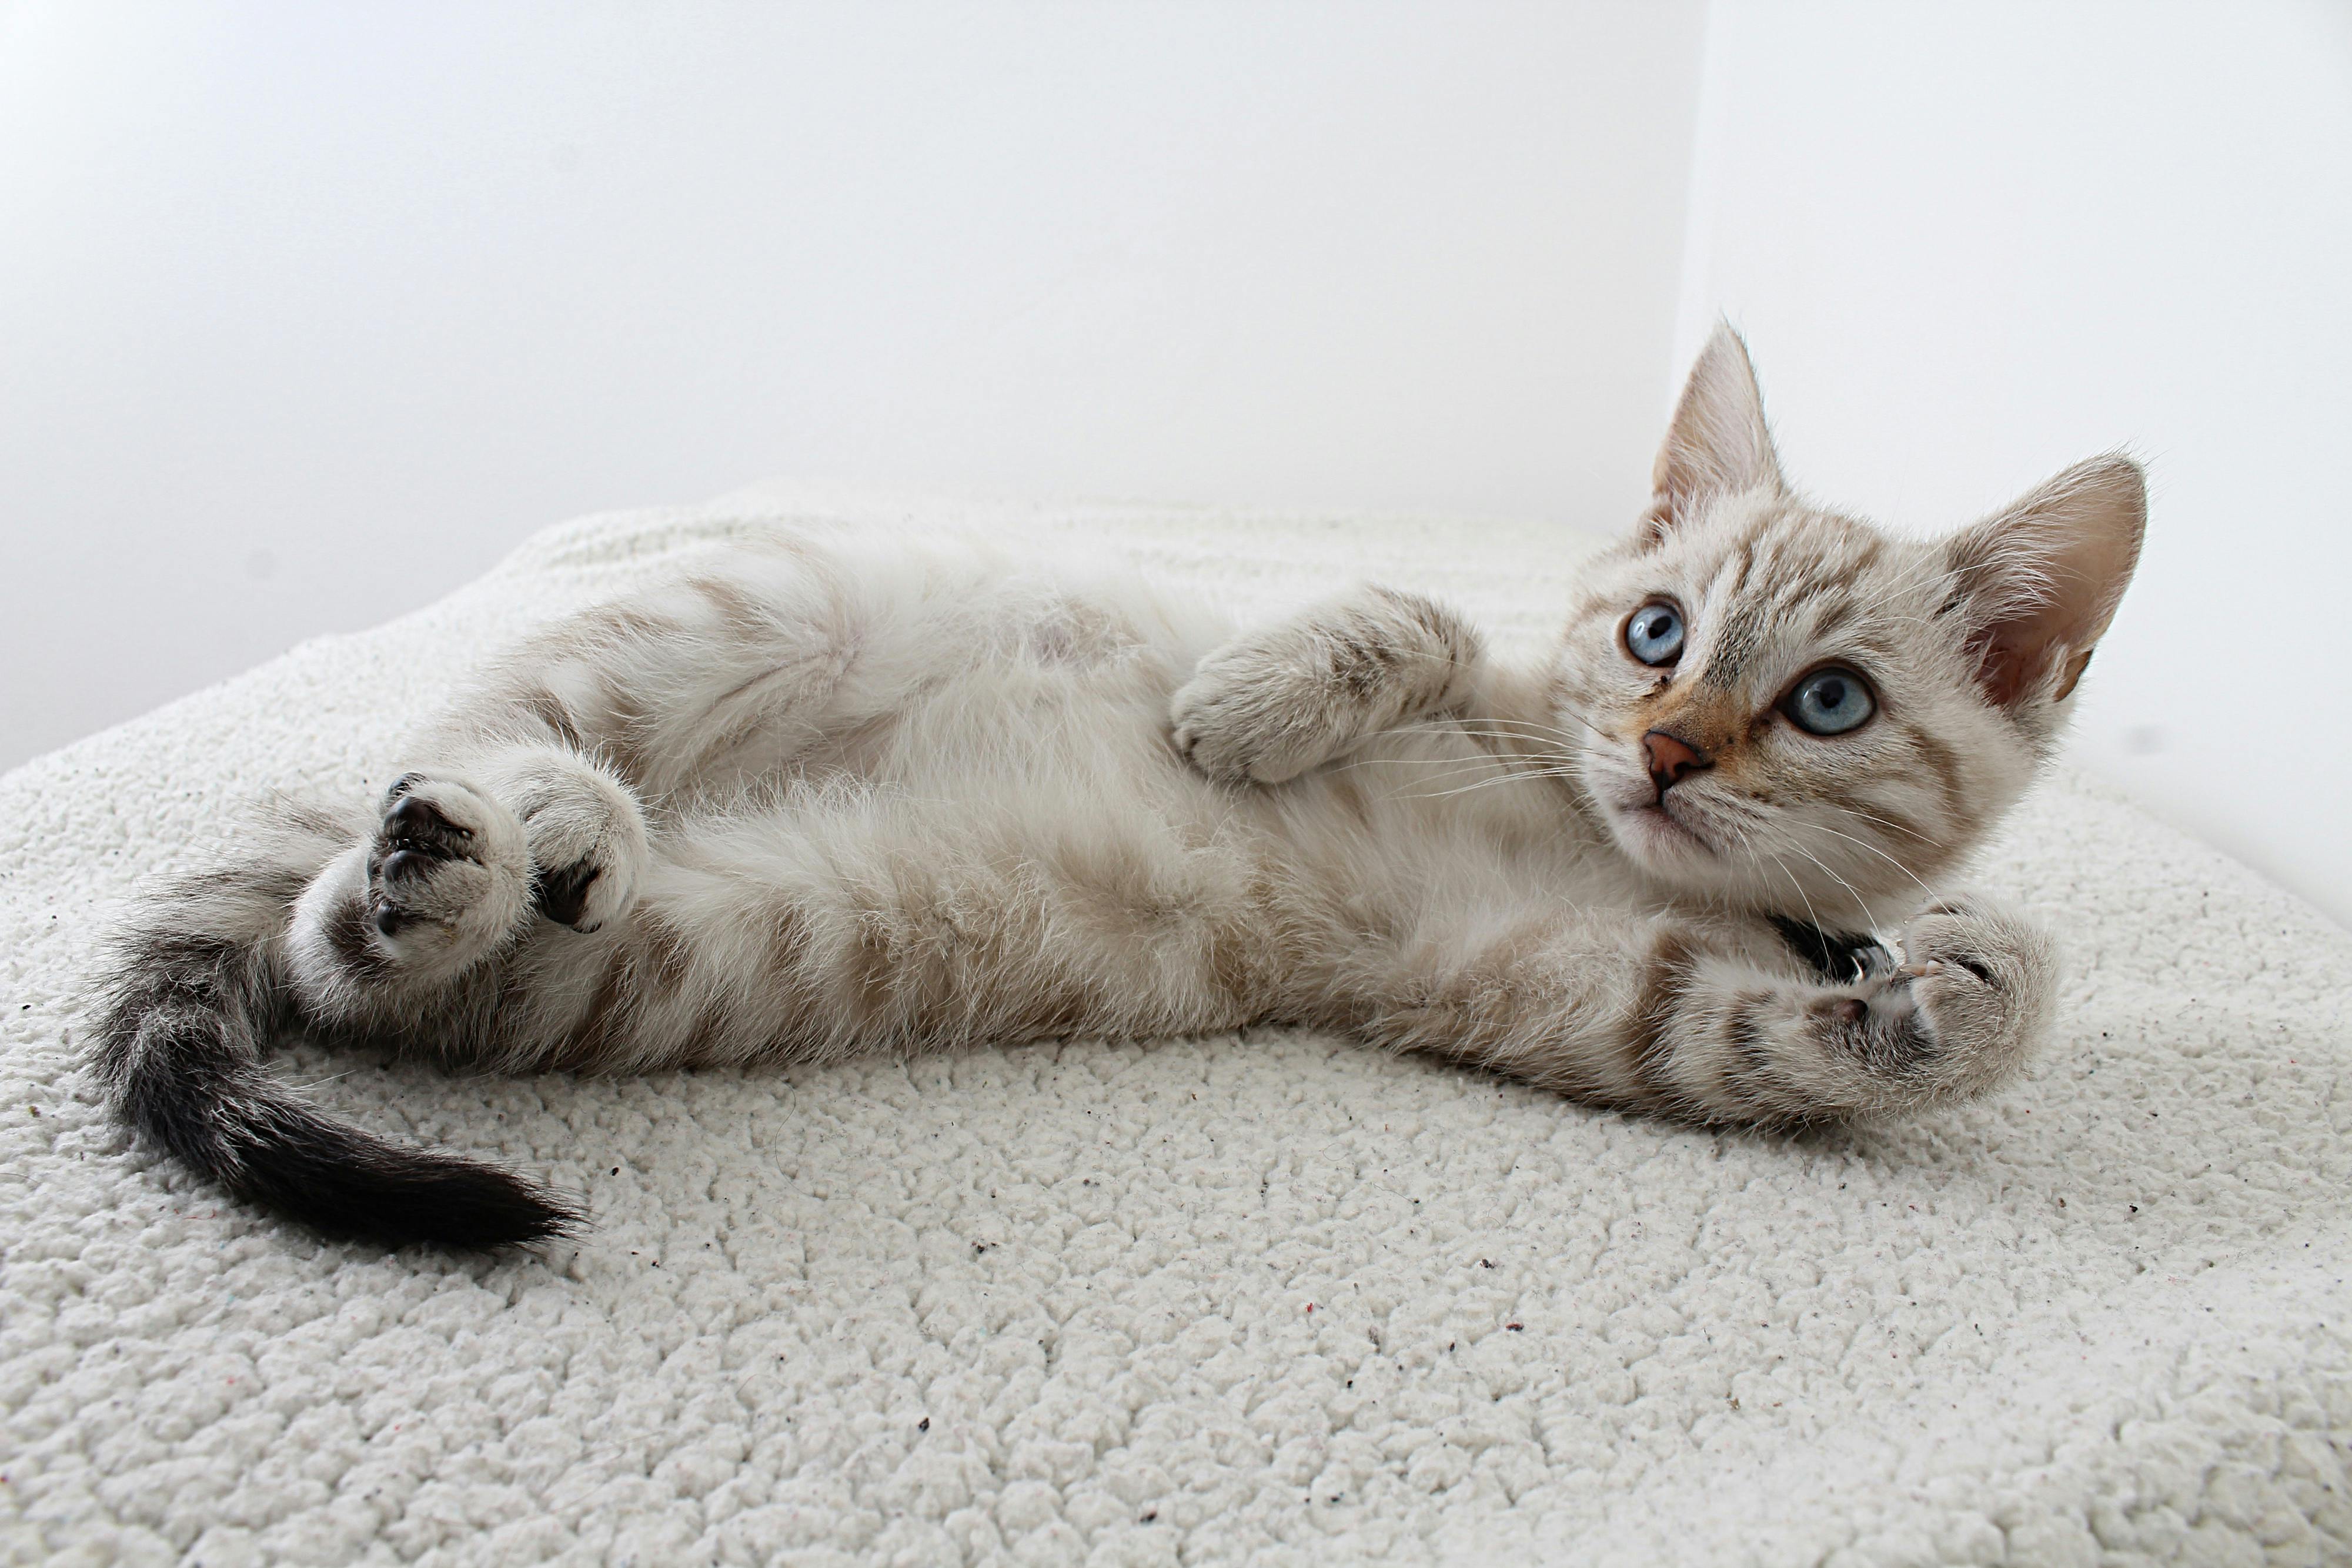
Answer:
[{"xmin": 4, "ymin": 489, "xmax": 2349, "ymax": 1566}]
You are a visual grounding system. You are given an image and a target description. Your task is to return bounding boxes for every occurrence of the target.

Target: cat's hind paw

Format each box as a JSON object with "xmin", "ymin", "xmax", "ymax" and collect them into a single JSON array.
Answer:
[
  {"xmin": 365, "ymin": 773, "xmax": 534, "ymax": 964},
  {"xmin": 479, "ymin": 752, "xmax": 650, "ymax": 933},
  {"xmin": 522, "ymin": 787, "xmax": 646, "ymax": 934}
]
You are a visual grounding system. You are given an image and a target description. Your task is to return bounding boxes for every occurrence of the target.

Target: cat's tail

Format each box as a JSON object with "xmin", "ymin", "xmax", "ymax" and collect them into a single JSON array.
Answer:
[{"xmin": 91, "ymin": 908, "xmax": 579, "ymax": 1249}]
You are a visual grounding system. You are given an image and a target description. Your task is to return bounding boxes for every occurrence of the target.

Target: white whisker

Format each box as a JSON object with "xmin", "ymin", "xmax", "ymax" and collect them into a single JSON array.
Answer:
[
  {"xmin": 1390, "ymin": 767, "xmax": 1585, "ymax": 803},
  {"xmin": 1805, "ymin": 820, "xmax": 1939, "ymax": 904},
  {"xmin": 1779, "ymin": 839, "xmax": 1885, "ymax": 929},
  {"xmin": 1840, "ymin": 802, "xmax": 1939, "ymax": 847},
  {"xmin": 1762, "ymin": 850, "xmax": 1826, "ymax": 936}
]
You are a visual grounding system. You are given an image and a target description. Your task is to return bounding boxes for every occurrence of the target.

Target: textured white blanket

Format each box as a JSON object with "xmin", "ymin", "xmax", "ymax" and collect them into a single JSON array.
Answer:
[{"xmin": 4, "ymin": 488, "xmax": 2349, "ymax": 1567}]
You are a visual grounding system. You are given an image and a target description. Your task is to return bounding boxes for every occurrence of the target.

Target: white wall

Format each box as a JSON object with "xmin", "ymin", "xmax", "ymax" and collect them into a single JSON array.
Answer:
[
  {"xmin": 10, "ymin": 1, "xmax": 2343, "ymax": 930},
  {"xmin": 1676, "ymin": 0, "xmax": 2352, "ymax": 926},
  {"xmin": 0, "ymin": 1, "xmax": 1705, "ymax": 771}
]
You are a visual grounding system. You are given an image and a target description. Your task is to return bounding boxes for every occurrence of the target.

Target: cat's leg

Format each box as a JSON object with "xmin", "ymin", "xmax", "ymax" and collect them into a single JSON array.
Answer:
[
  {"xmin": 1350, "ymin": 893, "xmax": 2060, "ymax": 1125},
  {"xmin": 1641, "ymin": 894, "xmax": 2063, "ymax": 1122},
  {"xmin": 283, "ymin": 747, "xmax": 647, "ymax": 1026},
  {"xmin": 1171, "ymin": 586, "xmax": 1484, "ymax": 784},
  {"xmin": 427, "ymin": 541, "xmax": 891, "ymax": 805},
  {"xmin": 95, "ymin": 787, "xmax": 592, "ymax": 1244}
]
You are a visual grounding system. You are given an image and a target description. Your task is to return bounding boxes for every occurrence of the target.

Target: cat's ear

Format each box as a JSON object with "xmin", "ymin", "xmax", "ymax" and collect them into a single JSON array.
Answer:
[
  {"xmin": 1646, "ymin": 324, "xmax": 1785, "ymax": 541},
  {"xmin": 1943, "ymin": 454, "xmax": 2146, "ymax": 710}
]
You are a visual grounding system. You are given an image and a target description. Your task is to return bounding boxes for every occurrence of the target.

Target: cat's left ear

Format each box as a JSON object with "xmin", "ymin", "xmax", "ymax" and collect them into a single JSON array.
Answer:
[
  {"xmin": 1943, "ymin": 454, "xmax": 2146, "ymax": 711},
  {"xmin": 1645, "ymin": 324, "xmax": 1786, "ymax": 543}
]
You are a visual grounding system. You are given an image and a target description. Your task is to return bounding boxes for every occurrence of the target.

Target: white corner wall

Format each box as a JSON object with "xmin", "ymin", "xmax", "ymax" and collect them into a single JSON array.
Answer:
[
  {"xmin": 0, "ymin": 1, "xmax": 1703, "ymax": 771},
  {"xmin": 8, "ymin": 1, "xmax": 2342, "ymax": 932},
  {"xmin": 1676, "ymin": 0, "xmax": 2352, "ymax": 927}
]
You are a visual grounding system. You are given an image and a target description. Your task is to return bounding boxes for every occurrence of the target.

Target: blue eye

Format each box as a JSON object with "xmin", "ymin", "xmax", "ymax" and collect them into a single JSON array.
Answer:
[
  {"xmin": 1624, "ymin": 602, "xmax": 1685, "ymax": 667},
  {"xmin": 1783, "ymin": 667, "xmax": 1876, "ymax": 735}
]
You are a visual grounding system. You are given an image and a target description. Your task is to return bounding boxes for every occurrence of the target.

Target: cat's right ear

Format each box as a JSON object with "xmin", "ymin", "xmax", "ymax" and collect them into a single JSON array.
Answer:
[{"xmin": 1645, "ymin": 323, "xmax": 1786, "ymax": 543}]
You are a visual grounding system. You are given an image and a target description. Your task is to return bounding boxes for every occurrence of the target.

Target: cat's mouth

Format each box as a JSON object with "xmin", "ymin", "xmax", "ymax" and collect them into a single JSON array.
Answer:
[{"xmin": 1615, "ymin": 798, "xmax": 1718, "ymax": 858}]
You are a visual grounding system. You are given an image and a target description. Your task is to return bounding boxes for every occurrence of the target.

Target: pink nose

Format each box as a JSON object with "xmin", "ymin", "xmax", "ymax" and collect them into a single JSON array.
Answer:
[{"xmin": 1642, "ymin": 730, "xmax": 1710, "ymax": 797}]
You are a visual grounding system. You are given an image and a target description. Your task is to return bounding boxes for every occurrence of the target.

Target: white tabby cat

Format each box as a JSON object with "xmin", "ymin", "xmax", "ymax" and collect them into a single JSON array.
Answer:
[{"xmin": 93, "ymin": 329, "xmax": 2145, "ymax": 1247}]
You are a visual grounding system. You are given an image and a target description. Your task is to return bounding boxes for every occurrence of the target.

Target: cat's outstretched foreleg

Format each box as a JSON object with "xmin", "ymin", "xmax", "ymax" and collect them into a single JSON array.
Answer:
[
  {"xmin": 1170, "ymin": 586, "xmax": 1484, "ymax": 784},
  {"xmin": 1352, "ymin": 894, "xmax": 2059, "ymax": 1126},
  {"xmin": 1632, "ymin": 895, "xmax": 2061, "ymax": 1124}
]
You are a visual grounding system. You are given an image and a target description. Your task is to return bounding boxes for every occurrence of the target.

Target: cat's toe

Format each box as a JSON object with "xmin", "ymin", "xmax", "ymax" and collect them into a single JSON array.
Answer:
[
  {"xmin": 1168, "ymin": 680, "xmax": 1324, "ymax": 785},
  {"xmin": 1901, "ymin": 895, "xmax": 2050, "ymax": 997},
  {"xmin": 532, "ymin": 859, "xmax": 603, "ymax": 928},
  {"xmin": 1167, "ymin": 681, "xmax": 1235, "ymax": 772},
  {"xmin": 382, "ymin": 793, "xmax": 474, "ymax": 861}
]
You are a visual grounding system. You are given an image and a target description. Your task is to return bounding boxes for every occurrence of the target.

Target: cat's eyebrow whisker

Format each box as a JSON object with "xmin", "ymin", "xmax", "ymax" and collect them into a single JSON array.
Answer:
[
  {"xmin": 1838, "ymin": 550, "xmax": 1948, "ymax": 625},
  {"xmin": 1834, "ymin": 564, "xmax": 1920, "ymax": 626}
]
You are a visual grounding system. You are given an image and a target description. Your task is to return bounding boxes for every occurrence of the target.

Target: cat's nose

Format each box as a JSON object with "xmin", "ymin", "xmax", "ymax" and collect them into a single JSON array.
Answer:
[{"xmin": 1642, "ymin": 730, "xmax": 1711, "ymax": 797}]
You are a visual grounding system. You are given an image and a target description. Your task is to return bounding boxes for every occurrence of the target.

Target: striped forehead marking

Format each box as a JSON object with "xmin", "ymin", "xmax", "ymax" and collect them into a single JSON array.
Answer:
[
  {"xmin": 1696, "ymin": 523, "xmax": 1889, "ymax": 691},
  {"xmin": 1699, "ymin": 604, "xmax": 1767, "ymax": 691},
  {"xmin": 1693, "ymin": 520, "xmax": 1765, "ymax": 690}
]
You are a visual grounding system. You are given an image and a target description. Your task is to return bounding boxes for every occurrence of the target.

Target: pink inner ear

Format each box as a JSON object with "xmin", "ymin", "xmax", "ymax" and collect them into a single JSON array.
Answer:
[
  {"xmin": 1953, "ymin": 454, "xmax": 2146, "ymax": 711},
  {"xmin": 1972, "ymin": 624, "xmax": 2053, "ymax": 710},
  {"xmin": 1970, "ymin": 575, "xmax": 2116, "ymax": 709}
]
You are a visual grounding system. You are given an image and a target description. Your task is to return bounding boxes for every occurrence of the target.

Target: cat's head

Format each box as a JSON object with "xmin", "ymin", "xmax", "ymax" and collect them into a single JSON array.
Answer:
[{"xmin": 1550, "ymin": 326, "xmax": 2144, "ymax": 920}]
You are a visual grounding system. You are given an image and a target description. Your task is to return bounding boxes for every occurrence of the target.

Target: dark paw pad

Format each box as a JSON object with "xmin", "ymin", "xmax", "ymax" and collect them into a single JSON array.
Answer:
[
  {"xmin": 532, "ymin": 860, "xmax": 602, "ymax": 928},
  {"xmin": 381, "ymin": 794, "xmax": 475, "ymax": 860},
  {"xmin": 366, "ymin": 791, "xmax": 486, "ymax": 935}
]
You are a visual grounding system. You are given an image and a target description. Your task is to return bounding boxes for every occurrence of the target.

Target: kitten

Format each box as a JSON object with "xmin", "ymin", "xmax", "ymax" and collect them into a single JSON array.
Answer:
[{"xmin": 91, "ymin": 329, "xmax": 2144, "ymax": 1248}]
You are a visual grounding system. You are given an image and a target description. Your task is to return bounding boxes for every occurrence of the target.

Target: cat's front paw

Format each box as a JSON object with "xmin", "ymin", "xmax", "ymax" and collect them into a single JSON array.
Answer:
[
  {"xmin": 1170, "ymin": 641, "xmax": 1350, "ymax": 787},
  {"xmin": 1895, "ymin": 892, "xmax": 2061, "ymax": 1095}
]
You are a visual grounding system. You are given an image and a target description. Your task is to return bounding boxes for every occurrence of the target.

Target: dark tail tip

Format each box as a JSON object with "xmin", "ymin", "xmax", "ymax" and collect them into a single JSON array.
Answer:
[
  {"xmin": 218, "ymin": 1097, "xmax": 585, "ymax": 1248},
  {"xmin": 98, "ymin": 961, "xmax": 580, "ymax": 1250}
]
